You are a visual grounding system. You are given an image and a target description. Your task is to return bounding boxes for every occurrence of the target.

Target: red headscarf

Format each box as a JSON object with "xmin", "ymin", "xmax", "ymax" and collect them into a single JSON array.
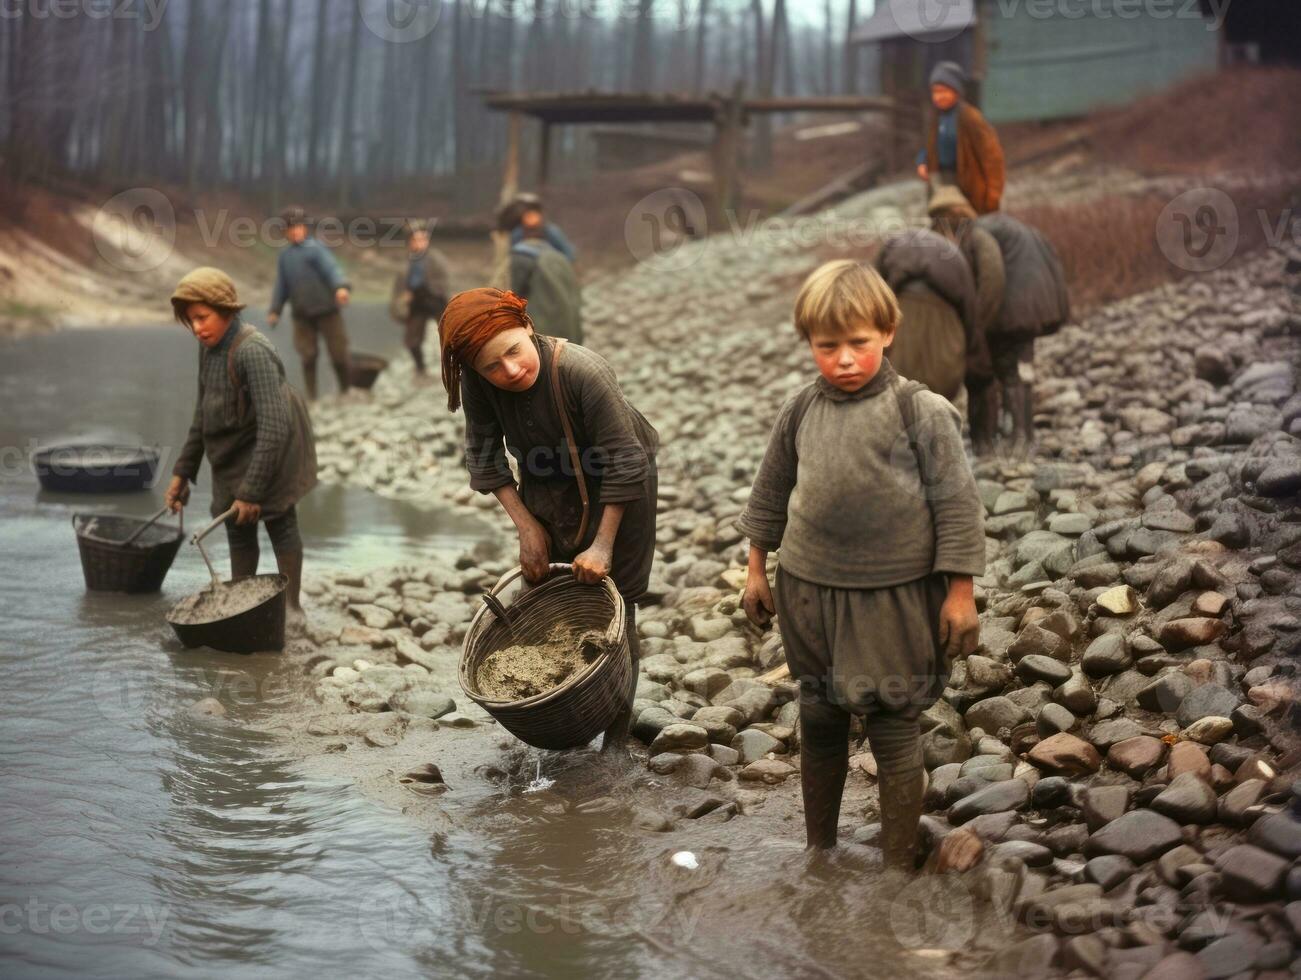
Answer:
[{"xmin": 439, "ymin": 287, "xmax": 533, "ymax": 412}]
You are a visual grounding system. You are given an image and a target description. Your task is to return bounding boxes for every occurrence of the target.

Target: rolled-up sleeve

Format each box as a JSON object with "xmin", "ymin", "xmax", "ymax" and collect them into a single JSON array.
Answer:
[
  {"xmin": 735, "ymin": 393, "xmax": 803, "ymax": 552},
  {"xmin": 570, "ymin": 352, "xmax": 650, "ymax": 504},
  {"xmin": 235, "ymin": 344, "xmax": 289, "ymax": 503},
  {"xmin": 913, "ymin": 393, "xmax": 986, "ymax": 577},
  {"xmin": 461, "ymin": 373, "xmax": 515, "ymax": 494}
]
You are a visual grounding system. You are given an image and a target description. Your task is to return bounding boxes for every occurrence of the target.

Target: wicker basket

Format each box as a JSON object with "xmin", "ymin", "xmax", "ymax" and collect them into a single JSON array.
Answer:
[
  {"xmin": 73, "ymin": 511, "xmax": 184, "ymax": 593},
  {"xmin": 458, "ymin": 564, "xmax": 630, "ymax": 750}
]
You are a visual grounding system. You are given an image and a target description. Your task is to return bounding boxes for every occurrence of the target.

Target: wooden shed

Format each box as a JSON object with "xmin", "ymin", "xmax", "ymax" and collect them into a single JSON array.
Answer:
[{"xmin": 853, "ymin": 0, "xmax": 1222, "ymax": 123}]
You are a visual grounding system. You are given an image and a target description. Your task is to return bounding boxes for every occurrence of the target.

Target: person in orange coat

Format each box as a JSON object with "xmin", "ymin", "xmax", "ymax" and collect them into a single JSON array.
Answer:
[{"xmin": 916, "ymin": 61, "xmax": 1005, "ymax": 215}]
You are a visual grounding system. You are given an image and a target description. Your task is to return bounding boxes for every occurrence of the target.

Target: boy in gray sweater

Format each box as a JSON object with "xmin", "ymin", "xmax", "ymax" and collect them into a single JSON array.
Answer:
[{"xmin": 737, "ymin": 260, "xmax": 985, "ymax": 869}]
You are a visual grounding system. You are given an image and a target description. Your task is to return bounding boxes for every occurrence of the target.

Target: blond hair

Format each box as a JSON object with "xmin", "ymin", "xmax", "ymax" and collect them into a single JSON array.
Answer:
[{"xmin": 793, "ymin": 260, "xmax": 900, "ymax": 340}]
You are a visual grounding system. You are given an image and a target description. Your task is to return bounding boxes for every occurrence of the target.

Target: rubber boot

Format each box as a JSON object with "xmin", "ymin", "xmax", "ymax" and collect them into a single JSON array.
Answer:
[
  {"xmin": 968, "ymin": 382, "xmax": 997, "ymax": 458},
  {"xmin": 301, "ymin": 358, "xmax": 318, "ymax": 402},
  {"xmin": 1006, "ymin": 383, "xmax": 1033, "ymax": 460},
  {"xmin": 332, "ymin": 360, "xmax": 352, "ymax": 396},
  {"xmin": 878, "ymin": 765, "xmax": 926, "ymax": 871},
  {"xmin": 1019, "ymin": 380, "xmax": 1037, "ymax": 458},
  {"xmin": 274, "ymin": 547, "xmax": 306, "ymax": 634},
  {"xmin": 799, "ymin": 700, "xmax": 850, "ymax": 849},
  {"xmin": 409, "ymin": 344, "xmax": 426, "ymax": 376}
]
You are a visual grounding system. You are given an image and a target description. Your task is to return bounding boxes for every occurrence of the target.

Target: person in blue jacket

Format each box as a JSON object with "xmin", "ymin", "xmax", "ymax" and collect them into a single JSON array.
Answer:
[
  {"xmin": 498, "ymin": 193, "xmax": 576, "ymax": 264},
  {"xmin": 267, "ymin": 206, "xmax": 353, "ymax": 400}
]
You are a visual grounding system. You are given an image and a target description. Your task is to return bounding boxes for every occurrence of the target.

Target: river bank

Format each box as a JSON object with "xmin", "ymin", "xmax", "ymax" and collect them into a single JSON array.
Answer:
[{"xmin": 279, "ymin": 165, "xmax": 1301, "ymax": 973}]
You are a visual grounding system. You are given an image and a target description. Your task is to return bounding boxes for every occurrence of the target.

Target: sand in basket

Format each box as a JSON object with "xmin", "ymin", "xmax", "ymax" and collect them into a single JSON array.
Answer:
[{"xmin": 473, "ymin": 623, "xmax": 612, "ymax": 702}]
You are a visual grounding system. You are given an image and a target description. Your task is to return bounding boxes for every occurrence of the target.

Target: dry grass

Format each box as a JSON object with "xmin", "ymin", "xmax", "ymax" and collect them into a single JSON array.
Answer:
[{"xmin": 1012, "ymin": 181, "xmax": 1300, "ymax": 313}]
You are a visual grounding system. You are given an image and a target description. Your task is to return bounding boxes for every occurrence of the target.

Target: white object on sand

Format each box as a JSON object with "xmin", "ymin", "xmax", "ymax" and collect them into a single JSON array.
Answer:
[{"xmin": 671, "ymin": 851, "xmax": 698, "ymax": 870}]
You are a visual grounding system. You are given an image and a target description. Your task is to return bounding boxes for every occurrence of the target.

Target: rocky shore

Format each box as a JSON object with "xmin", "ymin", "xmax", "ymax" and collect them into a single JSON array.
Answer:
[{"xmin": 287, "ymin": 188, "xmax": 1300, "ymax": 975}]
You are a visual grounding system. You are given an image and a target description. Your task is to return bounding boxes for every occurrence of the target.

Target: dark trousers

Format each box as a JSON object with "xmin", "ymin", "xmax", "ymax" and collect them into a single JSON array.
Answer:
[{"xmin": 224, "ymin": 506, "xmax": 302, "ymax": 564}]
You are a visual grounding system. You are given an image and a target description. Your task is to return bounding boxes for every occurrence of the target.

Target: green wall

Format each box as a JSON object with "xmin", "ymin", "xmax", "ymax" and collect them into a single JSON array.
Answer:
[{"xmin": 981, "ymin": 0, "xmax": 1221, "ymax": 122}]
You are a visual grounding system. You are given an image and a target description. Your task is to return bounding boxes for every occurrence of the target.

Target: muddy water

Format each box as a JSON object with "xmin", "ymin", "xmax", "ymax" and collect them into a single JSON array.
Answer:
[{"xmin": 0, "ymin": 313, "xmax": 982, "ymax": 977}]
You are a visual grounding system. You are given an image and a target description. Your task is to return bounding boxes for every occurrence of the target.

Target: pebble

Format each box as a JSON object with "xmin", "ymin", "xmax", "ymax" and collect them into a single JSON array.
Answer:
[
  {"xmin": 1215, "ymin": 844, "xmax": 1289, "ymax": 901},
  {"xmin": 1084, "ymin": 809, "xmax": 1183, "ymax": 863},
  {"xmin": 948, "ymin": 779, "xmax": 1030, "ymax": 824},
  {"xmin": 1081, "ymin": 633, "xmax": 1132, "ymax": 677},
  {"xmin": 1151, "ymin": 772, "xmax": 1218, "ymax": 824},
  {"xmin": 1096, "ymin": 585, "xmax": 1138, "ymax": 615},
  {"xmin": 1027, "ymin": 733, "xmax": 1102, "ymax": 776}
]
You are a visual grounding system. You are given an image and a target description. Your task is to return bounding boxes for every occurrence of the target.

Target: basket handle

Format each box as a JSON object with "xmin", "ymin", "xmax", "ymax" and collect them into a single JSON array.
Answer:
[
  {"xmin": 122, "ymin": 505, "xmax": 171, "ymax": 546},
  {"xmin": 483, "ymin": 563, "xmax": 625, "ymax": 647}
]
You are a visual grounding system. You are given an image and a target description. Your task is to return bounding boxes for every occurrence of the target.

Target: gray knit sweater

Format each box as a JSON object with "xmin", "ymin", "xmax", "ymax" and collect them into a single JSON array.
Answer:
[{"xmin": 736, "ymin": 361, "xmax": 986, "ymax": 589}]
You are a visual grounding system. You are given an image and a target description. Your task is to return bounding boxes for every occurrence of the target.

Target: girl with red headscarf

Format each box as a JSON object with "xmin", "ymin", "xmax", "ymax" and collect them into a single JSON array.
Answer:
[{"xmin": 440, "ymin": 288, "xmax": 659, "ymax": 753}]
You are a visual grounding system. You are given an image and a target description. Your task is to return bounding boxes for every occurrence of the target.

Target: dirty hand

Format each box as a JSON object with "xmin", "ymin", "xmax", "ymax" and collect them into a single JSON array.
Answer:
[
  {"xmin": 335, "ymin": 287, "xmax": 351, "ymax": 307},
  {"xmin": 164, "ymin": 475, "xmax": 190, "ymax": 512},
  {"xmin": 742, "ymin": 570, "xmax": 776, "ymax": 629},
  {"xmin": 572, "ymin": 541, "xmax": 613, "ymax": 585},
  {"xmin": 916, "ymin": 163, "xmax": 929, "ymax": 181},
  {"xmin": 938, "ymin": 583, "xmax": 980, "ymax": 663},
  {"xmin": 231, "ymin": 499, "xmax": 262, "ymax": 526},
  {"xmin": 518, "ymin": 520, "xmax": 551, "ymax": 584},
  {"xmin": 266, "ymin": 312, "xmax": 279, "ymax": 328}
]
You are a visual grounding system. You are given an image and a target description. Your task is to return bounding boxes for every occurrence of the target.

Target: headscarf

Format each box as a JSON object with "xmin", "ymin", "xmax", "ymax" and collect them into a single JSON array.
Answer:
[
  {"xmin": 170, "ymin": 267, "xmax": 245, "ymax": 323},
  {"xmin": 439, "ymin": 287, "xmax": 533, "ymax": 412}
]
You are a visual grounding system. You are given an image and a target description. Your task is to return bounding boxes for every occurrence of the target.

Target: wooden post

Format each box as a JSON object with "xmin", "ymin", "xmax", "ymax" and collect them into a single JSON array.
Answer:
[
  {"xmin": 537, "ymin": 121, "xmax": 552, "ymax": 189},
  {"xmin": 710, "ymin": 81, "xmax": 744, "ymax": 230},
  {"xmin": 492, "ymin": 111, "xmax": 523, "ymax": 289}
]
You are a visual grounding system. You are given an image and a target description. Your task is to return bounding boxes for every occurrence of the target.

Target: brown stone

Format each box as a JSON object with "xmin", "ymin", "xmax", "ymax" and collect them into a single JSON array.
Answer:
[
  {"xmin": 1191, "ymin": 591, "xmax": 1228, "ymax": 617},
  {"xmin": 1167, "ymin": 741, "xmax": 1211, "ymax": 782},
  {"xmin": 1158, "ymin": 617, "xmax": 1227, "ymax": 651},
  {"xmin": 1184, "ymin": 659, "xmax": 1215, "ymax": 685},
  {"xmin": 1108, "ymin": 736, "xmax": 1167, "ymax": 778},
  {"xmin": 926, "ymin": 826, "xmax": 985, "ymax": 873},
  {"xmin": 1028, "ymin": 732, "xmax": 1102, "ymax": 776}
]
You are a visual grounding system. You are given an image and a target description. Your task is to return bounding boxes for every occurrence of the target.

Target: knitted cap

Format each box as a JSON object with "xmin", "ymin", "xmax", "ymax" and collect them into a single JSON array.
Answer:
[
  {"xmin": 170, "ymin": 267, "xmax": 245, "ymax": 321},
  {"xmin": 929, "ymin": 61, "xmax": 966, "ymax": 98},
  {"xmin": 927, "ymin": 185, "xmax": 977, "ymax": 220}
]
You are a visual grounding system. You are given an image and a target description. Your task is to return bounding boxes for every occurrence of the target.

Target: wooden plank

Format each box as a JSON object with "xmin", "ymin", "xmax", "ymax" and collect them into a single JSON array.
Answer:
[{"xmin": 778, "ymin": 159, "xmax": 882, "ymax": 218}]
